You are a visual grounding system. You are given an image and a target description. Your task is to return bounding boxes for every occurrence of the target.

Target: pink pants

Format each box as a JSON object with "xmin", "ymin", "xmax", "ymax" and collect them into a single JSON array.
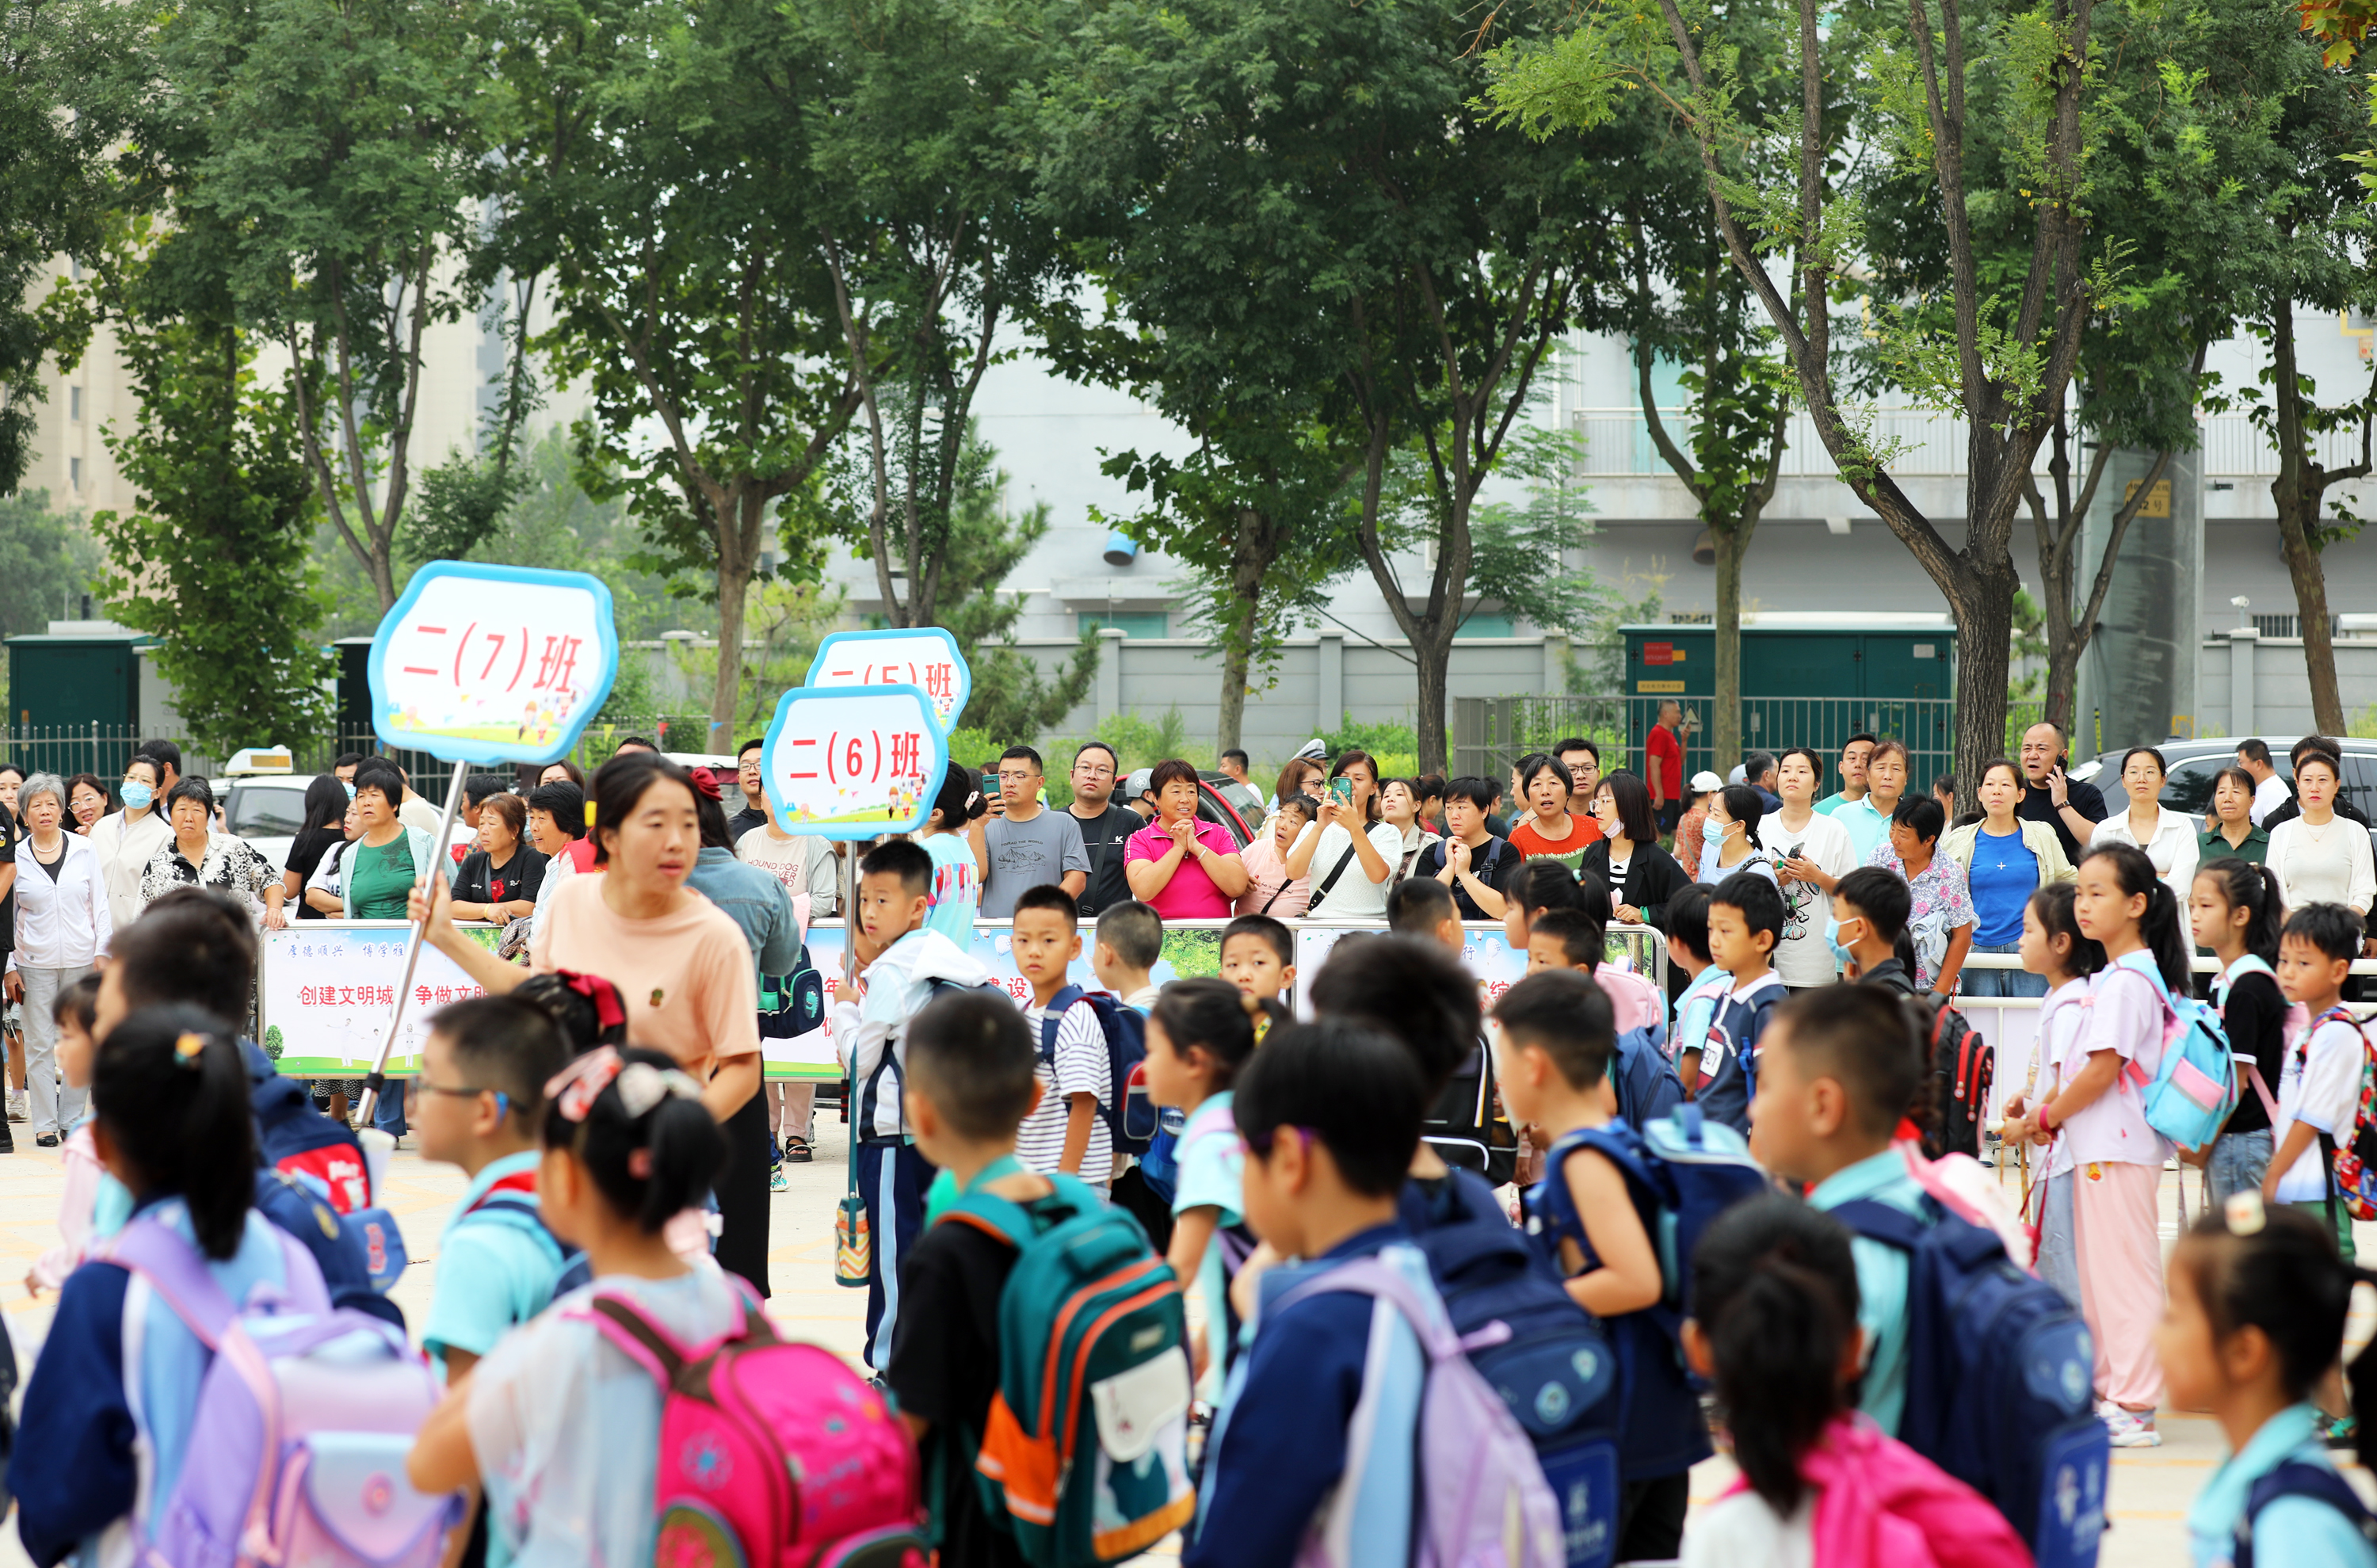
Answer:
[{"xmin": 2072, "ymin": 1160, "xmax": 2164, "ymax": 1411}]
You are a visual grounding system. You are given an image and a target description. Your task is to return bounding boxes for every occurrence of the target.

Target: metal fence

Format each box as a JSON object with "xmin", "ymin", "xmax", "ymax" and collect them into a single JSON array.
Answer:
[{"xmin": 1456, "ymin": 693, "xmax": 2048, "ymax": 792}]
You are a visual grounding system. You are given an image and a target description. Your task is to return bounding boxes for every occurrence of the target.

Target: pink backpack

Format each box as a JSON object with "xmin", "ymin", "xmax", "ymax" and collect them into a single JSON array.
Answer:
[
  {"xmin": 1742, "ymin": 1416, "xmax": 2036, "ymax": 1568},
  {"xmin": 578, "ymin": 1291, "xmax": 928, "ymax": 1568}
]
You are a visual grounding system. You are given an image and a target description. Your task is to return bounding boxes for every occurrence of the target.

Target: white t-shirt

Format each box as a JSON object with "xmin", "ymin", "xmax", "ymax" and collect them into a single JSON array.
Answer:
[
  {"xmin": 2060, "ymin": 961, "xmax": 2171, "ymax": 1168},
  {"xmin": 1765, "ymin": 809, "xmax": 1857, "ymax": 988},
  {"xmin": 1017, "ymin": 997, "xmax": 1113, "ymax": 1185},
  {"xmin": 1295, "ymin": 820, "xmax": 1403, "ymax": 918},
  {"xmin": 2276, "ymin": 1013, "xmax": 2367, "ymax": 1204},
  {"xmin": 2253, "ymin": 773, "xmax": 2293, "ymax": 827},
  {"xmin": 1681, "ymin": 1488, "xmax": 1814, "ymax": 1568},
  {"xmin": 734, "ymin": 826, "xmax": 838, "ymax": 914}
]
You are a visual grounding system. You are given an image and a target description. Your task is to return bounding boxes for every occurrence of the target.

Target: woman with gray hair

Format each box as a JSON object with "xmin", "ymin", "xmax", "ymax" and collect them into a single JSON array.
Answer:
[{"xmin": 2, "ymin": 773, "xmax": 109, "ymax": 1144}]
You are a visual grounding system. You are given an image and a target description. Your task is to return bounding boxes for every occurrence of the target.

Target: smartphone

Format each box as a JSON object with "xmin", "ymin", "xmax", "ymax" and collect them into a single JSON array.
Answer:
[{"xmin": 1330, "ymin": 776, "xmax": 1354, "ymax": 807}]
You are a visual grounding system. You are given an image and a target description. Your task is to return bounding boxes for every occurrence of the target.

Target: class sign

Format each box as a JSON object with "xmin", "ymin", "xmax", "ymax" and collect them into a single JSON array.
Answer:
[
  {"xmin": 806, "ymin": 627, "xmax": 970, "ymax": 732},
  {"xmin": 761, "ymin": 686, "xmax": 944, "ymax": 839},
  {"xmin": 368, "ymin": 563, "xmax": 620, "ymax": 765}
]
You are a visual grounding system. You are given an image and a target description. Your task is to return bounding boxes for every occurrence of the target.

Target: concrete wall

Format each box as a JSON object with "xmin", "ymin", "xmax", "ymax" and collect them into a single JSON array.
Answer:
[{"xmin": 2190, "ymin": 631, "xmax": 2377, "ymax": 743}]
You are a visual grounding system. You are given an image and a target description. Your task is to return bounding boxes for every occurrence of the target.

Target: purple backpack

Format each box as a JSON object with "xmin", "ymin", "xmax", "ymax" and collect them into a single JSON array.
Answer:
[
  {"xmin": 103, "ymin": 1216, "xmax": 459, "ymax": 1568},
  {"xmin": 1276, "ymin": 1256, "xmax": 1566, "ymax": 1568}
]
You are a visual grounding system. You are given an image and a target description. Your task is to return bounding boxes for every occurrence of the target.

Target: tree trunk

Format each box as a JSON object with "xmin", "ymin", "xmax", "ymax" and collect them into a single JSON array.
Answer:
[
  {"xmin": 1948, "ymin": 559, "xmax": 2020, "ymax": 792},
  {"xmin": 1217, "ymin": 509, "xmax": 1270, "ymax": 756},
  {"xmin": 1413, "ymin": 624, "xmax": 1452, "ymax": 776},
  {"xmin": 2270, "ymin": 303, "xmax": 2349, "ymax": 736},
  {"xmin": 710, "ymin": 487, "xmax": 756, "ymax": 739},
  {"xmin": 1711, "ymin": 520, "xmax": 1744, "ymax": 775}
]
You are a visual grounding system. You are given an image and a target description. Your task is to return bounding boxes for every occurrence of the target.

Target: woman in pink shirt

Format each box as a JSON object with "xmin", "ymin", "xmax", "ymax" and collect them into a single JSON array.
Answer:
[{"xmin": 1126, "ymin": 760, "xmax": 1250, "ymax": 919}]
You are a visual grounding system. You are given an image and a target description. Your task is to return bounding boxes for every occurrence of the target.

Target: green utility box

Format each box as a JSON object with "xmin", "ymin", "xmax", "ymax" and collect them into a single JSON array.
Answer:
[{"xmin": 7, "ymin": 628, "xmax": 145, "ymax": 731}]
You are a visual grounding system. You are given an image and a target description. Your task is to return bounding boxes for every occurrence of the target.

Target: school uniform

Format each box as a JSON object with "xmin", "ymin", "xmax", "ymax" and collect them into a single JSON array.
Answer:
[
  {"xmin": 2187, "ymin": 1403, "xmax": 2377, "ymax": 1568},
  {"xmin": 1808, "ymin": 1147, "xmax": 1930, "ymax": 1437},
  {"xmin": 1668, "ymin": 965, "xmax": 1733, "ymax": 1070},
  {"xmin": 2275, "ymin": 1005, "xmax": 2366, "ymax": 1261},
  {"xmin": 1188, "ymin": 1224, "xmax": 1421, "ymax": 1568},
  {"xmin": 2030, "ymin": 978, "xmax": 2092, "ymax": 1310},
  {"xmin": 2064, "ymin": 955, "xmax": 2173, "ymax": 1412},
  {"xmin": 1691, "ymin": 971, "xmax": 1788, "ymax": 1134},
  {"xmin": 833, "ymin": 925, "xmax": 990, "ymax": 1371}
]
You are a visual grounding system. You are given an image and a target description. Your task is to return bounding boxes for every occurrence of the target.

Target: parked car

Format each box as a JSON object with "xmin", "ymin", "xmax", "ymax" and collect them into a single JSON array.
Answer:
[
  {"xmin": 215, "ymin": 749, "xmax": 311, "ymax": 874},
  {"xmin": 2070, "ymin": 733, "xmax": 2377, "ymax": 852}
]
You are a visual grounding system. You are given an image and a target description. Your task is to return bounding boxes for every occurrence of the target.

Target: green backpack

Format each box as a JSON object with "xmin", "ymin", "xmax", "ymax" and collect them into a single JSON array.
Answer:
[{"xmin": 937, "ymin": 1173, "xmax": 1196, "ymax": 1566}]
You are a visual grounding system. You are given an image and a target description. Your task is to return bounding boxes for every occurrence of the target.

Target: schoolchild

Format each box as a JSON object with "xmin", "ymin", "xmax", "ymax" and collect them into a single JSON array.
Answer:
[
  {"xmin": 1092, "ymin": 899, "xmax": 1165, "ymax": 1011},
  {"xmin": 1185, "ymin": 1019, "xmax": 1434, "ymax": 1568},
  {"xmin": 1144, "ymin": 979, "xmax": 1274, "ymax": 1397},
  {"xmin": 1690, "ymin": 872, "xmax": 1788, "ymax": 1134},
  {"xmin": 2001, "ymin": 841, "xmax": 2185, "ymax": 1446},
  {"xmin": 2159, "ymin": 1200, "xmax": 2377, "ymax": 1568},
  {"xmin": 1526, "ymin": 906, "xmax": 1662, "ymax": 1037},
  {"xmin": 1386, "ymin": 872, "xmax": 1463, "ymax": 950},
  {"xmin": 1746, "ymin": 986, "xmax": 1931, "ymax": 1436},
  {"xmin": 414, "ymin": 996, "xmax": 576, "ymax": 1381},
  {"xmin": 13, "ymin": 1007, "xmax": 329, "ymax": 1564},
  {"xmin": 1497, "ymin": 971, "xmax": 1707, "ymax": 1560},
  {"xmin": 408, "ymin": 1046, "xmax": 739, "ymax": 1566},
  {"xmin": 882, "ymin": 989, "xmax": 1045, "ymax": 1568},
  {"xmin": 918, "ymin": 760, "xmax": 988, "ymax": 947},
  {"xmin": 1677, "ymin": 1197, "xmax": 2030, "ymax": 1568},
  {"xmin": 1499, "ymin": 856, "xmax": 1584, "ymax": 952},
  {"xmin": 2266, "ymin": 902, "xmax": 2365, "ymax": 1264},
  {"xmin": 2000, "ymin": 883, "xmax": 2104, "ymax": 1308},
  {"xmin": 834, "ymin": 836, "xmax": 992, "ymax": 1371},
  {"xmin": 1219, "ymin": 913, "xmax": 1297, "ymax": 1005},
  {"xmin": 1664, "ymin": 885, "xmax": 1733, "ymax": 1081},
  {"xmin": 29, "ymin": 974, "xmax": 110, "ymax": 1295},
  {"xmin": 1008, "ymin": 884, "xmax": 1114, "ymax": 1188},
  {"xmin": 1832, "ymin": 866, "xmax": 1917, "ymax": 994},
  {"xmin": 2190, "ymin": 859, "xmax": 2290, "ymax": 1207}
]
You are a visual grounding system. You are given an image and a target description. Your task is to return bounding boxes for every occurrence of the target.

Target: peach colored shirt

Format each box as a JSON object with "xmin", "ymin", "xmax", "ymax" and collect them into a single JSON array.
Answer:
[{"xmin": 529, "ymin": 873, "xmax": 760, "ymax": 1078}]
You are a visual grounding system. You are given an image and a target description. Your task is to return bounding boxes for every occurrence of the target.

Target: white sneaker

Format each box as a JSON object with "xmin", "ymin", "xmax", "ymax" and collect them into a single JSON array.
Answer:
[
  {"xmin": 2104, "ymin": 1409, "xmax": 2161, "ymax": 1448},
  {"xmin": 6, "ymin": 1092, "xmax": 23, "ymax": 1123}
]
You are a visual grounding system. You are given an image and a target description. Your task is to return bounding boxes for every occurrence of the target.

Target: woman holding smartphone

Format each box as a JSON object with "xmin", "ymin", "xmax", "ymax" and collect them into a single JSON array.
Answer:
[{"xmin": 1285, "ymin": 748, "xmax": 1403, "ymax": 919}]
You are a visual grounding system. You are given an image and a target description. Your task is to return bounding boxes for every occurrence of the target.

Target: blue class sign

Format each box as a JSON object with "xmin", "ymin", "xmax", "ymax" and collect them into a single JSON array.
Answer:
[
  {"xmin": 805, "ymin": 627, "xmax": 971, "ymax": 734},
  {"xmin": 368, "ymin": 562, "xmax": 621, "ymax": 766},
  {"xmin": 760, "ymin": 684, "xmax": 944, "ymax": 841}
]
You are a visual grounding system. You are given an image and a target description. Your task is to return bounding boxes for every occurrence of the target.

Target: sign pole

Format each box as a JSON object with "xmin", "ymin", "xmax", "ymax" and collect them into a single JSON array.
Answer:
[{"xmin": 354, "ymin": 758, "xmax": 470, "ymax": 1130}]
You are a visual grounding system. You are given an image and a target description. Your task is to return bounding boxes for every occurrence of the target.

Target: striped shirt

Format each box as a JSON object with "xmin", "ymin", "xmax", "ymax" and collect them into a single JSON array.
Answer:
[{"xmin": 1017, "ymin": 998, "xmax": 1112, "ymax": 1185}]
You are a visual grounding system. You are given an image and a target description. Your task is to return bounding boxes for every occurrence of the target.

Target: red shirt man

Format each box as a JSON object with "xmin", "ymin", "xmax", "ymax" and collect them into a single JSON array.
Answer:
[{"xmin": 1646, "ymin": 700, "xmax": 1685, "ymax": 801}]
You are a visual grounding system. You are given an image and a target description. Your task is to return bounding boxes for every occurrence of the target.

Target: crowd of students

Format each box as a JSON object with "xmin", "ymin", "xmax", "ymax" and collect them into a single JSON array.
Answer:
[{"xmin": 14, "ymin": 726, "xmax": 2377, "ymax": 1568}]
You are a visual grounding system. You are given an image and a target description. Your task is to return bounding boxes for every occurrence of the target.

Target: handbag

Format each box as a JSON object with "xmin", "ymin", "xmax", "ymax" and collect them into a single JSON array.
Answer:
[{"xmin": 833, "ymin": 1055, "xmax": 871, "ymax": 1288}]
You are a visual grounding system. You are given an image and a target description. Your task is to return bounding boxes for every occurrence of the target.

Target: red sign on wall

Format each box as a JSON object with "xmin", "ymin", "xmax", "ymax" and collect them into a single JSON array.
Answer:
[{"xmin": 1644, "ymin": 642, "xmax": 1674, "ymax": 666}]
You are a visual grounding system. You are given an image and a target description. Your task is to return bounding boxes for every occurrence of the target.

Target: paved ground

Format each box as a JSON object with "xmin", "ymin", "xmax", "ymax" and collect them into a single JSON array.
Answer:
[{"xmin": 0, "ymin": 1124, "xmax": 2348, "ymax": 1564}]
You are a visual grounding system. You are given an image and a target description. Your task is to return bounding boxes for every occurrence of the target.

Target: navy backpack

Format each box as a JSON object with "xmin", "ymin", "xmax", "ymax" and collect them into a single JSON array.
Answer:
[
  {"xmin": 1037, "ymin": 985, "xmax": 1158, "ymax": 1154},
  {"xmin": 1610, "ymin": 1028, "xmax": 1685, "ymax": 1131},
  {"xmin": 1831, "ymin": 1196, "xmax": 2109, "ymax": 1568},
  {"xmin": 2234, "ymin": 1460, "xmax": 2377, "ymax": 1568}
]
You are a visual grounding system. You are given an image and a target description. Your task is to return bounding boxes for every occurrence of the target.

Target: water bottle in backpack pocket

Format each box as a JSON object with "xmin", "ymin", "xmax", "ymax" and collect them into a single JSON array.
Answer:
[
  {"xmin": 1412, "ymin": 1219, "xmax": 1622, "ymax": 1567},
  {"xmin": 578, "ymin": 1292, "xmax": 929, "ymax": 1568},
  {"xmin": 2106, "ymin": 951, "xmax": 2238, "ymax": 1150},
  {"xmin": 1829, "ymin": 1196, "xmax": 2108, "ymax": 1568},
  {"xmin": 105, "ymin": 1215, "xmax": 460, "ymax": 1568},
  {"xmin": 939, "ymin": 1173, "xmax": 1194, "ymax": 1566}
]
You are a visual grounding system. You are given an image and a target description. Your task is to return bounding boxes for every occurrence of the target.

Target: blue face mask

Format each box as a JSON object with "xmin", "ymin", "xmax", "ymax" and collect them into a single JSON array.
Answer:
[
  {"xmin": 121, "ymin": 781, "xmax": 153, "ymax": 811},
  {"xmin": 344, "ymin": 782, "xmax": 357, "ymax": 800},
  {"xmin": 1827, "ymin": 915, "xmax": 1862, "ymax": 967},
  {"xmin": 1700, "ymin": 815, "xmax": 1726, "ymax": 844}
]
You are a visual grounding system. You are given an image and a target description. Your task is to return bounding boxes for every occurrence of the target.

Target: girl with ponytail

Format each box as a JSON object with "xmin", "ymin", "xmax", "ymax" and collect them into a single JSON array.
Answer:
[
  {"xmin": 2006, "ymin": 841, "xmax": 2184, "ymax": 1446},
  {"xmin": 1679, "ymin": 1196, "xmax": 2026, "ymax": 1566},
  {"xmin": 2157, "ymin": 1199, "xmax": 2377, "ymax": 1566},
  {"xmin": 410, "ymin": 1045, "xmax": 736, "ymax": 1563},
  {"xmin": 1145, "ymin": 978, "xmax": 1283, "ymax": 1395},
  {"xmin": 14, "ymin": 1005, "xmax": 318, "ymax": 1563},
  {"xmin": 2192, "ymin": 858, "xmax": 2290, "ymax": 1207}
]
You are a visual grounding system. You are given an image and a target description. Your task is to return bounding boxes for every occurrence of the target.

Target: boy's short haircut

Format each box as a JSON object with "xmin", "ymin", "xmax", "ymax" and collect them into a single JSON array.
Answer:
[
  {"xmin": 1526, "ymin": 906, "xmax": 1602, "ymax": 967},
  {"xmin": 1665, "ymin": 883, "xmax": 1715, "ymax": 963},
  {"xmin": 1233, "ymin": 1019, "xmax": 1428, "ymax": 1197},
  {"xmin": 999, "ymin": 744, "xmax": 1044, "ymax": 773},
  {"xmin": 860, "ymin": 837, "xmax": 935, "ymax": 900},
  {"xmin": 1831, "ymin": 867, "xmax": 1911, "ymax": 943},
  {"xmin": 1502, "ymin": 856, "xmax": 1581, "ymax": 913},
  {"xmin": 112, "ymin": 887, "xmax": 258, "ymax": 1028},
  {"xmin": 1222, "ymin": 913, "xmax": 1294, "ymax": 967},
  {"xmin": 1096, "ymin": 900, "xmax": 1163, "ymax": 969},
  {"xmin": 1711, "ymin": 872, "xmax": 1786, "ymax": 944},
  {"xmin": 52, "ymin": 972, "xmax": 100, "ymax": 1032},
  {"xmin": 1444, "ymin": 776, "xmax": 1498, "ymax": 811},
  {"xmin": 1010, "ymin": 883, "xmax": 1080, "ymax": 928},
  {"xmin": 430, "ymin": 995, "xmax": 572, "ymax": 1135},
  {"xmin": 1494, "ymin": 971, "xmax": 1616, "ymax": 1090},
  {"xmin": 1768, "ymin": 987, "xmax": 1921, "ymax": 1141},
  {"xmin": 906, "ymin": 989, "xmax": 1040, "ymax": 1140},
  {"xmin": 1386, "ymin": 876, "xmax": 1456, "ymax": 936},
  {"xmin": 1307, "ymin": 935, "xmax": 1478, "ymax": 1094},
  {"xmin": 2284, "ymin": 902, "xmax": 2364, "ymax": 965}
]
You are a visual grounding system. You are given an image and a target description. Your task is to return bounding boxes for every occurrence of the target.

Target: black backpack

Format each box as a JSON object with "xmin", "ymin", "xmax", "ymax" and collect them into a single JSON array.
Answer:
[
  {"xmin": 1910, "ymin": 994, "xmax": 1992, "ymax": 1160},
  {"xmin": 1427, "ymin": 1036, "xmax": 1520, "ymax": 1186}
]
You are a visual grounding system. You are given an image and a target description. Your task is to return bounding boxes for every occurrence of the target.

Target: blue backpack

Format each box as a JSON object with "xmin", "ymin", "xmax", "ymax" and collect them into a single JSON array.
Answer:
[
  {"xmin": 2234, "ymin": 1459, "xmax": 2377, "ymax": 1568},
  {"xmin": 458, "ymin": 1182, "xmax": 595, "ymax": 1297},
  {"xmin": 1611, "ymin": 1028, "xmax": 1685, "ymax": 1131},
  {"xmin": 1038, "ymin": 986, "xmax": 1157, "ymax": 1154},
  {"xmin": 1411, "ymin": 1218, "xmax": 1622, "ymax": 1568},
  {"xmin": 2105, "ymin": 952, "xmax": 2238, "ymax": 1150},
  {"xmin": 1830, "ymin": 1195, "xmax": 2108, "ymax": 1568}
]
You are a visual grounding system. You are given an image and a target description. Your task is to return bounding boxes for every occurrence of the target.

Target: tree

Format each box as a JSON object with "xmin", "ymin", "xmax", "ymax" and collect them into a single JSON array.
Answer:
[
  {"xmin": 492, "ymin": 0, "xmax": 860, "ymax": 742},
  {"xmin": 1491, "ymin": 0, "xmax": 2100, "ymax": 785},
  {"xmin": 1042, "ymin": 0, "xmax": 1614, "ymax": 774},
  {"xmin": 0, "ymin": 489, "xmax": 93, "ymax": 640}
]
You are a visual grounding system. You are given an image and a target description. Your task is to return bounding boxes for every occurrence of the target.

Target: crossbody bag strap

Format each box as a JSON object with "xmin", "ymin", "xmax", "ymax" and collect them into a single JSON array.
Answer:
[{"xmin": 1308, "ymin": 837, "xmax": 1363, "ymax": 906}]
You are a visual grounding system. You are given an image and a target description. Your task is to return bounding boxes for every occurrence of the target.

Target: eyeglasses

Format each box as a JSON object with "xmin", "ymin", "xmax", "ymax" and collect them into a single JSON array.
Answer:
[{"xmin": 418, "ymin": 1078, "xmax": 491, "ymax": 1100}]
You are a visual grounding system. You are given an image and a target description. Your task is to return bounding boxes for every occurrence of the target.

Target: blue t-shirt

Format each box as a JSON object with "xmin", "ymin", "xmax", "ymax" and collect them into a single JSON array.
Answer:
[
  {"xmin": 1966, "ymin": 825, "xmax": 2037, "ymax": 946},
  {"xmin": 2188, "ymin": 1402, "xmax": 2377, "ymax": 1568},
  {"xmin": 1807, "ymin": 1146, "xmax": 1930, "ymax": 1436},
  {"xmin": 422, "ymin": 1150, "xmax": 570, "ymax": 1380},
  {"xmin": 1173, "ymin": 1093, "xmax": 1245, "ymax": 1398},
  {"xmin": 921, "ymin": 831, "xmax": 979, "ymax": 947}
]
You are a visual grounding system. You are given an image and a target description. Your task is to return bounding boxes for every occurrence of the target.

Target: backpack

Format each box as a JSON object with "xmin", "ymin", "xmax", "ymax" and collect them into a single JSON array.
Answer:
[
  {"xmin": 2234, "ymin": 1458, "xmax": 2377, "ymax": 1568},
  {"xmin": 1610, "ymin": 1028, "xmax": 1685, "ymax": 1131},
  {"xmin": 1829, "ymin": 1195, "xmax": 2108, "ymax": 1568},
  {"xmin": 2215, "ymin": 956, "xmax": 2301, "ymax": 1117},
  {"xmin": 760, "ymin": 940, "xmax": 828, "ymax": 1039},
  {"xmin": 1038, "ymin": 986, "xmax": 1157, "ymax": 1154},
  {"xmin": 579, "ymin": 1291, "xmax": 929, "ymax": 1568},
  {"xmin": 456, "ymin": 1171, "xmax": 594, "ymax": 1297},
  {"xmin": 1427, "ymin": 1036, "xmax": 1521, "ymax": 1185},
  {"xmin": 1533, "ymin": 1105, "xmax": 1770, "ymax": 1340},
  {"xmin": 104, "ymin": 1215, "xmax": 460, "ymax": 1568},
  {"xmin": 1409, "ymin": 1219, "xmax": 1622, "ymax": 1568},
  {"xmin": 1272, "ymin": 1253, "xmax": 1568, "ymax": 1568},
  {"xmin": 2106, "ymin": 951, "xmax": 2237, "ymax": 1150},
  {"xmin": 1908, "ymin": 994, "xmax": 1992, "ymax": 1161},
  {"xmin": 2305, "ymin": 1003, "xmax": 2377, "ymax": 1223},
  {"xmin": 940, "ymin": 1172, "xmax": 1194, "ymax": 1566}
]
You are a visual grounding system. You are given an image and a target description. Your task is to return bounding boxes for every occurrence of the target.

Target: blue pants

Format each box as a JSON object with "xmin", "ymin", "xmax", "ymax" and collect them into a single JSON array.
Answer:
[
  {"xmin": 1959, "ymin": 943, "xmax": 2047, "ymax": 998},
  {"xmin": 2036, "ymin": 1170, "xmax": 2079, "ymax": 1310},
  {"xmin": 2206, "ymin": 1127, "xmax": 2274, "ymax": 1211},
  {"xmin": 857, "ymin": 1139, "xmax": 935, "ymax": 1372}
]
